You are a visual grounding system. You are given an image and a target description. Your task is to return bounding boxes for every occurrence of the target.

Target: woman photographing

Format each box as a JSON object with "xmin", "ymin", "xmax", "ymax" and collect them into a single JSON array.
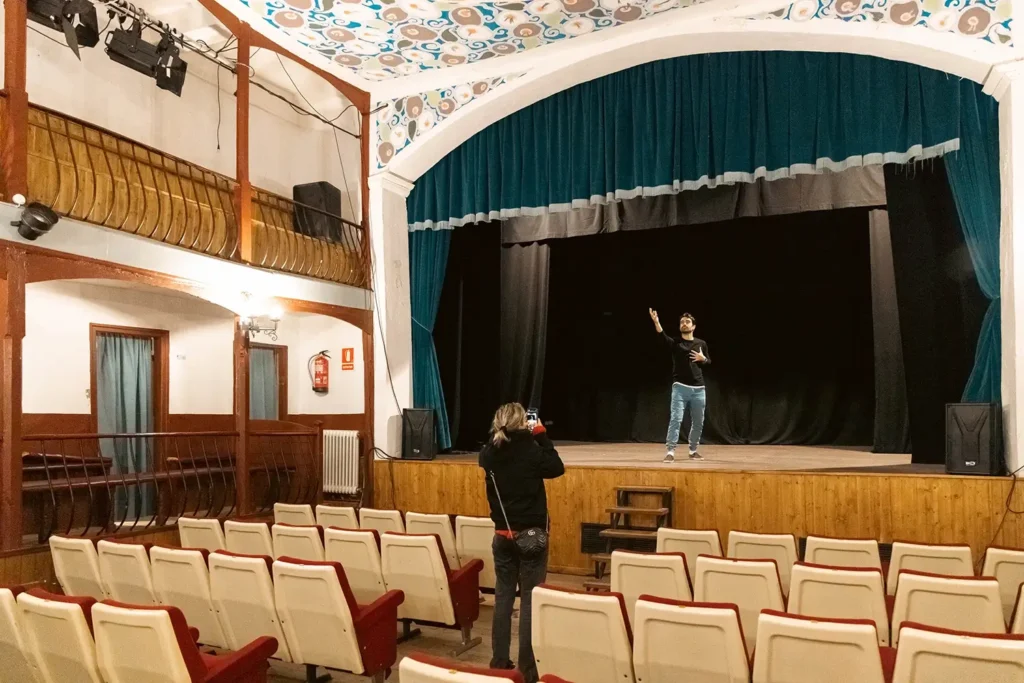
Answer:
[{"xmin": 479, "ymin": 403, "xmax": 565, "ymax": 683}]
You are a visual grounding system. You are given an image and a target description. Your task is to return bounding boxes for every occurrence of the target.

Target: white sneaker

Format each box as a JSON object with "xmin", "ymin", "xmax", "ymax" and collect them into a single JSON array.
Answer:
[
  {"xmin": 689, "ymin": 451, "xmax": 704, "ymax": 461},
  {"xmin": 663, "ymin": 452, "xmax": 675, "ymax": 463}
]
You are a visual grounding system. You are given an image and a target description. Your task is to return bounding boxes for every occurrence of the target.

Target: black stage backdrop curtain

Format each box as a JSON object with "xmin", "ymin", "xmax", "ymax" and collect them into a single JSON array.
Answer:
[{"xmin": 884, "ymin": 160, "xmax": 988, "ymax": 464}]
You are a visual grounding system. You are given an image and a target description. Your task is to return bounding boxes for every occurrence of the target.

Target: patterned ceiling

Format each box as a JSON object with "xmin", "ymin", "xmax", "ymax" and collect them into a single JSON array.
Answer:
[{"xmin": 236, "ymin": 0, "xmax": 714, "ymax": 81}]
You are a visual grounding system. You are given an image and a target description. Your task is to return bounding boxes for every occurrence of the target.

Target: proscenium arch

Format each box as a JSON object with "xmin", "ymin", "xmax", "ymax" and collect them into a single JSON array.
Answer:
[{"xmin": 386, "ymin": 18, "xmax": 1008, "ymax": 184}]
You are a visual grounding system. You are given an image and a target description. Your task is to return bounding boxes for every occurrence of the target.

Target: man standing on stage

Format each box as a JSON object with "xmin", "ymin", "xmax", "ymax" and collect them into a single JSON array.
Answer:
[{"xmin": 649, "ymin": 308, "xmax": 710, "ymax": 463}]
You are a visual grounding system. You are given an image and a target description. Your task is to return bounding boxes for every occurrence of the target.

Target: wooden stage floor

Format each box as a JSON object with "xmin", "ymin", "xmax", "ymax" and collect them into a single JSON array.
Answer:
[{"xmin": 439, "ymin": 442, "xmax": 932, "ymax": 473}]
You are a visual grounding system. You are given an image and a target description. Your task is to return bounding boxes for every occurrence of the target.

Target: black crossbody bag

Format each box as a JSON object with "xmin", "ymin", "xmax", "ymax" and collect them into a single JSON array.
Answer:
[{"xmin": 489, "ymin": 470, "xmax": 549, "ymax": 558}]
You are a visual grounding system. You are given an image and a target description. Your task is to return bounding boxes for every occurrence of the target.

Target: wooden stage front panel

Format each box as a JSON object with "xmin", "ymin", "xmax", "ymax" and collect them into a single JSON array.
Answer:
[{"xmin": 373, "ymin": 459, "xmax": 1023, "ymax": 574}]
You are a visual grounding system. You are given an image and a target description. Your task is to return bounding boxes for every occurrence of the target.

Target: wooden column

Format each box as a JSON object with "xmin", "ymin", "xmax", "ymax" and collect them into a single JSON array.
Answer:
[
  {"xmin": 359, "ymin": 110, "xmax": 374, "ymax": 505},
  {"xmin": 235, "ymin": 26, "xmax": 253, "ymax": 263},
  {"xmin": 233, "ymin": 322, "xmax": 251, "ymax": 514},
  {"xmin": 0, "ymin": 250, "xmax": 26, "ymax": 549},
  {"xmin": 360, "ymin": 110, "xmax": 371, "ymax": 289},
  {"xmin": 3, "ymin": 0, "xmax": 28, "ymax": 200}
]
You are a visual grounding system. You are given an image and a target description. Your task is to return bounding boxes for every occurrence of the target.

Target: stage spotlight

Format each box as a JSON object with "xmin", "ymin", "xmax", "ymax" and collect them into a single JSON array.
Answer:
[
  {"xmin": 28, "ymin": 0, "xmax": 100, "ymax": 60},
  {"xmin": 11, "ymin": 202, "xmax": 59, "ymax": 241},
  {"xmin": 106, "ymin": 24, "xmax": 188, "ymax": 96}
]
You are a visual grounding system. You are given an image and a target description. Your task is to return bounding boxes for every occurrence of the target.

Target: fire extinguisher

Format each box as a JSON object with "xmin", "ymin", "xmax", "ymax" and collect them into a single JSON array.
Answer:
[{"xmin": 309, "ymin": 351, "xmax": 330, "ymax": 394}]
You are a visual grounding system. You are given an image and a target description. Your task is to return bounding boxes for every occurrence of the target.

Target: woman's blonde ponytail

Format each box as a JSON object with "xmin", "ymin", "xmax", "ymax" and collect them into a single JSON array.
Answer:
[{"xmin": 490, "ymin": 403, "xmax": 527, "ymax": 446}]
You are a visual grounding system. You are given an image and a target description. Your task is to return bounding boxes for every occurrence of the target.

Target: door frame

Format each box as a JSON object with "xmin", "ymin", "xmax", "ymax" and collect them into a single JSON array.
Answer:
[
  {"xmin": 89, "ymin": 324, "xmax": 170, "ymax": 435},
  {"xmin": 249, "ymin": 342, "xmax": 288, "ymax": 420}
]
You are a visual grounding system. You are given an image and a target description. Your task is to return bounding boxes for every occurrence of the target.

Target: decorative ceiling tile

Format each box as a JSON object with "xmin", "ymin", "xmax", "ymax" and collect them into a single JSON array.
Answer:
[
  {"xmin": 751, "ymin": 0, "xmax": 1012, "ymax": 47},
  {"xmin": 234, "ymin": 0, "xmax": 714, "ymax": 81},
  {"xmin": 375, "ymin": 73, "xmax": 524, "ymax": 167}
]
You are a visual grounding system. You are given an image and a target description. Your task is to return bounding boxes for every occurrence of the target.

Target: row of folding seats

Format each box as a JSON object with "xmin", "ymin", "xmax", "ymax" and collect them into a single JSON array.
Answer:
[
  {"xmin": 0, "ymin": 585, "xmax": 277, "ymax": 683},
  {"xmin": 531, "ymin": 585, "xmax": 1024, "ymax": 683}
]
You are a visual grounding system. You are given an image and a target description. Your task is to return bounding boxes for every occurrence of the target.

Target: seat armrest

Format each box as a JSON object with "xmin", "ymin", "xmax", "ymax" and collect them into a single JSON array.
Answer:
[
  {"xmin": 449, "ymin": 559, "xmax": 484, "ymax": 627},
  {"xmin": 354, "ymin": 590, "xmax": 405, "ymax": 676},
  {"xmin": 188, "ymin": 627, "xmax": 200, "ymax": 644},
  {"xmin": 879, "ymin": 646, "xmax": 896, "ymax": 683},
  {"xmin": 203, "ymin": 636, "xmax": 278, "ymax": 683}
]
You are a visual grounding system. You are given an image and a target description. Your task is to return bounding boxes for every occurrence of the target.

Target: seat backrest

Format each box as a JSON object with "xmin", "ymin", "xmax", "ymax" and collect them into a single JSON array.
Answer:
[
  {"xmin": 610, "ymin": 551, "xmax": 691, "ymax": 626},
  {"xmin": 787, "ymin": 563, "xmax": 890, "ymax": 646},
  {"xmin": 92, "ymin": 602, "xmax": 202, "ymax": 683},
  {"xmin": 48, "ymin": 536, "xmax": 107, "ymax": 600},
  {"xmin": 693, "ymin": 555, "xmax": 785, "ymax": 657},
  {"xmin": 656, "ymin": 528, "xmax": 723, "ymax": 575},
  {"xmin": 727, "ymin": 531, "xmax": 798, "ymax": 596},
  {"xmin": 406, "ymin": 512, "xmax": 461, "ymax": 568},
  {"xmin": 316, "ymin": 505, "xmax": 359, "ymax": 530},
  {"xmin": 273, "ymin": 503, "xmax": 316, "ymax": 526},
  {"xmin": 891, "ymin": 571, "xmax": 1005, "ymax": 646},
  {"xmin": 400, "ymin": 652, "xmax": 526, "ymax": 681},
  {"xmin": 983, "ymin": 547, "xmax": 1024, "ymax": 625},
  {"xmin": 0, "ymin": 587, "xmax": 41, "ymax": 683},
  {"xmin": 360, "ymin": 508, "xmax": 405, "ymax": 534},
  {"xmin": 893, "ymin": 623, "xmax": 1024, "ymax": 683},
  {"xmin": 17, "ymin": 589, "xmax": 103, "ymax": 683},
  {"xmin": 272, "ymin": 559, "xmax": 364, "ymax": 675},
  {"xmin": 176, "ymin": 518, "xmax": 225, "ymax": 552},
  {"xmin": 223, "ymin": 520, "xmax": 275, "ymax": 557},
  {"xmin": 887, "ymin": 542, "xmax": 973, "ymax": 595},
  {"xmin": 803, "ymin": 536, "xmax": 882, "ymax": 571},
  {"xmin": 323, "ymin": 527, "xmax": 386, "ymax": 605},
  {"xmin": 271, "ymin": 524, "xmax": 325, "ymax": 561},
  {"xmin": 455, "ymin": 516, "xmax": 497, "ymax": 590},
  {"xmin": 208, "ymin": 551, "xmax": 292, "ymax": 662},
  {"xmin": 632, "ymin": 596, "xmax": 749, "ymax": 683},
  {"xmin": 753, "ymin": 610, "xmax": 886, "ymax": 683},
  {"xmin": 150, "ymin": 546, "xmax": 228, "ymax": 649},
  {"xmin": 97, "ymin": 540, "xmax": 158, "ymax": 605},
  {"xmin": 380, "ymin": 532, "xmax": 455, "ymax": 625},
  {"xmin": 532, "ymin": 585, "xmax": 634, "ymax": 683}
]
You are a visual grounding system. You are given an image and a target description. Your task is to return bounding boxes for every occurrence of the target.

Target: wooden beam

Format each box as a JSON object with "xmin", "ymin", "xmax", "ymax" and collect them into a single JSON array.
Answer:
[
  {"xmin": 236, "ymin": 25, "xmax": 253, "ymax": 264},
  {"xmin": 233, "ymin": 322, "xmax": 251, "ymax": 514},
  {"xmin": 360, "ymin": 109, "xmax": 371, "ymax": 289},
  {"xmin": 3, "ymin": 0, "xmax": 28, "ymax": 200},
  {"xmin": 359, "ymin": 108, "xmax": 374, "ymax": 503},
  {"xmin": 0, "ymin": 249, "xmax": 26, "ymax": 549}
]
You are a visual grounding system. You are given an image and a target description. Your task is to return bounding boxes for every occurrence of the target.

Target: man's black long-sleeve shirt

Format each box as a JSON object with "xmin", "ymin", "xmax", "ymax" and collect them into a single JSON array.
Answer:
[{"xmin": 661, "ymin": 331, "xmax": 711, "ymax": 386}]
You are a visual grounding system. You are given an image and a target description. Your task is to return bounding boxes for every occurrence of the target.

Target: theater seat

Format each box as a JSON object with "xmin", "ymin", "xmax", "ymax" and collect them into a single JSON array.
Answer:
[
  {"xmin": 727, "ymin": 531, "xmax": 798, "ymax": 596},
  {"xmin": 891, "ymin": 570, "xmax": 1005, "ymax": 646},
  {"xmin": 316, "ymin": 504, "xmax": 359, "ymax": 530},
  {"xmin": 274, "ymin": 503, "xmax": 316, "ymax": 525},
  {"xmin": 788, "ymin": 563, "xmax": 891, "ymax": 646},
  {"xmin": 271, "ymin": 524, "xmax": 325, "ymax": 561},
  {"xmin": 49, "ymin": 535, "xmax": 108, "ymax": 600},
  {"xmin": 406, "ymin": 512, "xmax": 461, "ymax": 569},
  {"xmin": 208, "ymin": 550, "xmax": 293, "ymax": 662},
  {"xmin": 176, "ymin": 518, "xmax": 226, "ymax": 552},
  {"xmin": 400, "ymin": 652, "xmax": 526, "ymax": 681},
  {"xmin": 531, "ymin": 585, "xmax": 635, "ymax": 683},
  {"xmin": 92, "ymin": 601, "xmax": 277, "ymax": 682},
  {"xmin": 893, "ymin": 622, "xmax": 1024, "ymax": 683},
  {"xmin": 97, "ymin": 539, "xmax": 159, "ymax": 605},
  {"xmin": 324, "ymin": 527, "xmax": 386, "ymax": 605},
  {"xmin": 17, "ymin": 589, "xmax": 103, "ymax": 683},
  {"xmin": 656, "ymin": 528, "xmax": 723, "ymax": 576},
  {"xmin": 803, "ymin": 536, "xmax": 883, "ymax": 572},
  {"xmin": 224, "ymin": 520, "xmax": 275, "ymax": 557},
  {"xmin": 886, "ymin": 542, "xmax": 973, "ymax": 596},
  {"xmin": 360, "ymin": 508, "xmax": 405, "ymax": 534},
  {"xmin": 273, "ymin": 558, "xmax": 405, "ymax": 682},
  {"xmin": 0, "ymin": 586, "xmax": 41, "ymax": 683},
  {"xmin": 610, "ymin": 550, "xmax": 691, "ymax": 625},
  {"xmin": 693, "ymin": 555, "xmax": 785, "ymax": 657},
  {"xmin": 455, "ymin": 516, "xmax": 497, "ymax": 590},
  {"xmin": 380, "ymin": 532, "xmax": 483, "ymax": 654},
  {"xmin": 983, "ymin": 546, "xmax": 1024, "ymax": 625},
  {"xmin": 150, "ymin": 546, "xmax": 229, "ymax": 649},
  {"xmin": 752, "ymin": 611, "xmax": 893, "ymax": 683},
  {"xmin": 632, "ymin": 596, "xmax": 750, "ymax": 683}
]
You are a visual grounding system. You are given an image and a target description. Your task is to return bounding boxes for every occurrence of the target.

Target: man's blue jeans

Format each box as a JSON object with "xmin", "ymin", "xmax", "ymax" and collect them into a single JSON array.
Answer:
[{"xmin": 666, "ymin": 382, "xmax": 706, "ymax": 453}]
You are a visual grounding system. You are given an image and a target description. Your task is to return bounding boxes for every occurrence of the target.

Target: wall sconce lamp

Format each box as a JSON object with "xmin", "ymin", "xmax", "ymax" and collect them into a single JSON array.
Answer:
[{"xmin": 239, "ymin": 293, "xmax": 283, "ymax": 341}]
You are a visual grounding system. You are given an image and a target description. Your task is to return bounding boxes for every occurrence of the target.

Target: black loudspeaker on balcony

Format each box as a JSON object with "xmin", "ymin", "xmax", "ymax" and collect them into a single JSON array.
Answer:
[{"xmin": 946, "ymin": 403, "xmax": 1003, "ymax": 476}]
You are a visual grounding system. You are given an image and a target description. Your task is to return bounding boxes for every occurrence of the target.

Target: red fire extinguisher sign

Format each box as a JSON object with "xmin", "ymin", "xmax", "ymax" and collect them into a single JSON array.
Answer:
[{"xmin": 341, "ymin": 347, "xmax": 355, "ymax": 371}]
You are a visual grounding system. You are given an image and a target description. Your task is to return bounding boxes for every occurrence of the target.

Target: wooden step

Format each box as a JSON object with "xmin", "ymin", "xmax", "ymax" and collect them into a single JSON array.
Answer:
[
  {"xmin": 591, "ymin": 553, "xmax": 611, "ymax": 564},
  {"xmin": 606, "ymin": 506, "xmax": 669, "ymax": 517},
  {"xmin": 599, "ymin": 529, "xmax": 658, "ymax": 541},
  {"xmin": 583, "ymin": 580, "xmax": 611, "ymax": 592},
  {"xmin": 616, "ymin": 485, "xmax": 674, "ymax": 494}
]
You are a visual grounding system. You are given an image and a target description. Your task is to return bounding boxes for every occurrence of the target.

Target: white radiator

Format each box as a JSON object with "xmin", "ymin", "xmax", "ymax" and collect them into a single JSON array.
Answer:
[{"xmin": 323, "ymin": 430, "xmax": 360, "ymax": 495}]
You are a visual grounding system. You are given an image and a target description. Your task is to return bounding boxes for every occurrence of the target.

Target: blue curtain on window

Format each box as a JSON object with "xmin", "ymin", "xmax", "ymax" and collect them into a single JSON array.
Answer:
[
  {"xmin": 249, "ymin": 347, "xmax": 280, "ymax": 419},
  {"xmin": 96, "ymin": 334, "xmax": 154, "ymax": 522},
  {"xmin": 410, "ymin": 228, "xmax": 453, "ymax": 449},
  {"xmin": 946, "ymin": 79, "xmax": 1002, "ymax": 403}
]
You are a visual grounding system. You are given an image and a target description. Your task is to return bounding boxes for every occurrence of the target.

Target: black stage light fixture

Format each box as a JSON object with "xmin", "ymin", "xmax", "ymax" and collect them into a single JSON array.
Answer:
[
  {"xmin": 11, "ymin": 202, "xmax": 59, "ymax": 241},
  {"xmin": 27, "ymin": 0, "xmax": 100, "ymax": 60},
  {"xmin": 105, "ymin": 23, "xmax": 188, "ymax": 96}
]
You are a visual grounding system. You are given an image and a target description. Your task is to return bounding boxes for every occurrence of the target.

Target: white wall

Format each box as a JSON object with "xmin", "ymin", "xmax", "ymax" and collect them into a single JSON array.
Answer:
[
  {"xmin": 23, "ymin": 280, "xmax": 236, "ymax": 414},
  {"xmin": 274, "ymin": 311, "xmax": 365, "ymax": 415}
]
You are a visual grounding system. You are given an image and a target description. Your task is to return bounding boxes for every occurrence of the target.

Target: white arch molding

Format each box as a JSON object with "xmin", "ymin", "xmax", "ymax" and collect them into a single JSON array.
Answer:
[{"xmin": 369, "ymin": 18, "xmax": 1024, "ymax": 470}]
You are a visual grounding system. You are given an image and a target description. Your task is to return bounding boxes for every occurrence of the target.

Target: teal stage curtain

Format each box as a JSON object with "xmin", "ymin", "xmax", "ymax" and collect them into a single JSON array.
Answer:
[
  {"xmin": 409, "ymin": 52, "xmax": 974, "ymax": 231},
  {"xmin": 946, "ymin": 80, "xmax": 1002, "ymax": 403},
  {"xmin": 410, "ymin": 229, "xmax": 453, "ymax": 449}
]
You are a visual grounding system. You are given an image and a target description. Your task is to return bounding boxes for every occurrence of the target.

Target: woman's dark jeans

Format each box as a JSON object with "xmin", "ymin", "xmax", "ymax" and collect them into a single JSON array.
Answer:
[{"xmin": 490, "ymin": 533, "xmax": 549, "ymax": 683}]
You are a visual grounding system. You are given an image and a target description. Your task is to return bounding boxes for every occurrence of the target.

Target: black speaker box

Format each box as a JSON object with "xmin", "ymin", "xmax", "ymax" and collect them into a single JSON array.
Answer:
[
  {"xmin": 293, "ymin": 181, "xmax": 342, "ymax": 244},
  {"xmin": 402, "ymin": 409, "xmax": 436, "ymax": 461},
  {"xmin": 945, "ymin": 402, "xmax": 1003, "ymax": 476}
]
